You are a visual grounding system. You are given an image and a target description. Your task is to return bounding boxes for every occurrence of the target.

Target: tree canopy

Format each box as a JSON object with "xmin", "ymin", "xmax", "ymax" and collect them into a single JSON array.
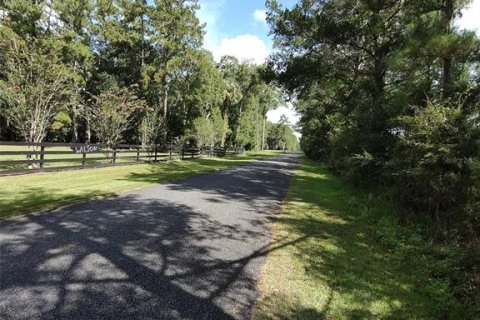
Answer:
[
  {"xmin": 0, "ymin": 0, "xmax": 290, "ymax": 151},
  {"xmin": 267, "ymin": 0, "xmax": 480, "ymax": 223},
  {"xmin": 267, "ymin": 0, "xmax": 480, "ymax": 304}
]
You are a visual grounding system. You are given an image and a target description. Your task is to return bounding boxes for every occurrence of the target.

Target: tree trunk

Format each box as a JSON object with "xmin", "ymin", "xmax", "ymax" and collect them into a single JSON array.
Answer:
[
  {"xmin": 442, "ymin": 0, "xmax": 454, "ymax": 96},
  {"xmin": 71, "ymin": 61, "xmax": 80, "ymax": 143},
  {"xmin": 220, "ymin": 100, "xmax": 229, "ymax": 148},
  {"xmin": 373, "ymin": 55, "xmax": 386, "ymax": 107},
  {"xmin": 86, "ymin": 116, "xmax": 91, "ymax": 143},
  {"xmin": 163, "ymin": 87, "xmax": 169, "ymax": 142},
  {"xmin": 261, "ymin": 115, "xmax": 266, "ymax": 150},
  {"xmin": 183, "ymin": 101, "xmax": 187, "ymax": 126},
  {"xmin": 163, "ymin": 88, "xmax": 169, "ymax": 117},
  {"xmin": 72, "ymin": 107, "xmax": 79, "ymax": 143},
  {"xmin": 26, "ymin": 126, "xmax": 41, "ymax": 169}
]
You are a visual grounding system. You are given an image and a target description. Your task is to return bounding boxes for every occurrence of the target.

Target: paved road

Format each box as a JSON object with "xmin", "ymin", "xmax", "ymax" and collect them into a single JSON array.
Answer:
[{"xmin": 0, "ymin": 155, "xmax": 298, "ymax": 320}]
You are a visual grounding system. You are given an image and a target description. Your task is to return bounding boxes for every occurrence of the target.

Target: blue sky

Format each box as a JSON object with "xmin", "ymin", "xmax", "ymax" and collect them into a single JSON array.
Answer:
[
  {"xmin": 196, "ymin": 0, "xmax": 480, "ymax": 128},
  {"xmin": 198, "ymin": 0, "xmax": 480, "ymax": 64},
  {"xmin": 197, "ymin": 0, "xmax": 298, "ymax": 64}
]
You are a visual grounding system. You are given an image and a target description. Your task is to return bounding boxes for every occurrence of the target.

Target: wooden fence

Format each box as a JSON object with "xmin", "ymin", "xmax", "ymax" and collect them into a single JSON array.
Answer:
[{"xmin": 0, "ymin": 141, "xmax": 243, "ymax": 176}]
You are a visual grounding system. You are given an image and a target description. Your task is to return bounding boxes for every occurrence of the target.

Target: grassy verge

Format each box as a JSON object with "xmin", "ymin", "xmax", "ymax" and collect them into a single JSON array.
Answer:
[
  {"xmin": 0, "ymin": 150, "xmax": 281, "ymax": 220},
  {"xmin": 254, "ymin": 157, "xmax": 477, "ymax": 319}
]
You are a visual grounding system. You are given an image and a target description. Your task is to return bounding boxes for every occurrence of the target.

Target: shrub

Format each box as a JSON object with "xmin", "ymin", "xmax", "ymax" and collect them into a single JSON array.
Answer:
[{"xmin": 387, "ymin": 100, "xmax": 479, "ymax": 229}]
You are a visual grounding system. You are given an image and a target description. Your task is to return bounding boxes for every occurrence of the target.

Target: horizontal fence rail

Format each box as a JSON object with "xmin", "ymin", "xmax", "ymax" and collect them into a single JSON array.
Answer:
[{"xmin": 0, "ymin": 141, "xmax": 244, "ymax": 176}]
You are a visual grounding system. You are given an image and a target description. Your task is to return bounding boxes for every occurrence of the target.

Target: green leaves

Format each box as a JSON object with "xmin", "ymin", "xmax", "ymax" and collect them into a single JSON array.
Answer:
[
  {"xmin": 90, "ymin": 87, "xmax": 146, "ymax": 145},
  {"xmin": 192, "ymin": 117, "xmax": 214, "ymax": 147},
  {"xmin": 0, "ymin": 0, "xmax": 282, "ymax": 152},
  {"xmin": 267, "ymin": 0, "xmax": 480, "ymax": 229},
  {"xmin": 0, "ymin": 34, "xmax": 75, "ymax": 143}
]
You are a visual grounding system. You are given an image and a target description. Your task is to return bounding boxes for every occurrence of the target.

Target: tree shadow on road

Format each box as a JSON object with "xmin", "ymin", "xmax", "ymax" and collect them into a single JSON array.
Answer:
[{"xmin": 0, "ymin": 192, "xmax": 305, "ymax": 319}]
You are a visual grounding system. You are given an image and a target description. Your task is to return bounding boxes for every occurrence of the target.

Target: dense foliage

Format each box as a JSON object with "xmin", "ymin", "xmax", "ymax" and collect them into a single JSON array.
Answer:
[
  {"xmin": 0, "ymin": 0, "xmax": 297, "ymax": 151},
  {"xmin": 265, "ymin": 115, "xmax": 299, "ymax": 151},
  {"xmin": 267, "ymin": 0, "xmax": 480, "ymax": 307}
]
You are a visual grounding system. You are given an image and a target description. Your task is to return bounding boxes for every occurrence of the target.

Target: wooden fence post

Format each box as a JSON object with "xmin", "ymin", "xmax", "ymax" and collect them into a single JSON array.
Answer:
[
  {"xmin": 39, "ymin": 145, "xmax": 45, "ymax": 169},
  {"xmin": 136, "ymin": 146, "xmax": 140, "ymax": 163},
  {"xmin": 82, "ymin": 150, "xmax": 86, "ymax": 168},
  {"xmin": 112, "ymin": 146, "xmax": 117, "ymax": 164},
  {"xmin": 154, "ymin": 145, "xmax": 158, "ymax": 162}
]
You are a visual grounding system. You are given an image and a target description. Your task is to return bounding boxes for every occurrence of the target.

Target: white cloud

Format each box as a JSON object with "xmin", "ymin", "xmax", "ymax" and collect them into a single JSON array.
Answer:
[
  {"xmin": 252, "ymin": 9, "xmax": 267, "ymax": 26},
  {"xmin": 456, "ymin": 0, "xmax": 480, "ymax": 35},
  {"xmin": 210, "ymin": 34, "xmax": 270, "ymax": 65},
  {"xmin": 197, "ymin": 1, "xmax": 270, "ymax": 64},
  {"xmin": 197, "ymin": 0, "xmax": 226, "ymax": 51}
]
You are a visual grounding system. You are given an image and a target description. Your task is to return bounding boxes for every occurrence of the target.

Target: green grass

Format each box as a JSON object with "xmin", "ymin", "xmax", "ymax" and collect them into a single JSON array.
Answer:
[
  {"xmin": 0, "ymin": 150, "xmax": 281, "ymax": 220},
  {"xmin": 253, "ymin": 157, "xmax": 477, "ymax": 319}
]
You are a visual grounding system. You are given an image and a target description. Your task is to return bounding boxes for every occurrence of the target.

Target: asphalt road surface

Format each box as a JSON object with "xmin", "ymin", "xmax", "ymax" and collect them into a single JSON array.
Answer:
[{"xmin": 0, "ymin": 155, "xmax": 299, "ymax": 320}]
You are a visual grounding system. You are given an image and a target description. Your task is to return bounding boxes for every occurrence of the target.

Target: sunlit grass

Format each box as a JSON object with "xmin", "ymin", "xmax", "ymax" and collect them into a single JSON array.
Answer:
[
  {"xmin": 253, "ymin": 157, "xmax": 473, "ymax": 319},
  {"xmin": 0, "ymin": 150, "xmax": 282, "ymax": 220}
]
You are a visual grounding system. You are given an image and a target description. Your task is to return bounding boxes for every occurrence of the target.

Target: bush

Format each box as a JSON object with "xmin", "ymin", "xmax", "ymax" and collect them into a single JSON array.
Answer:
[
  {"xmin": 49, "ymin": 112, "xmax": 72, "ymax": 142},
  {"xmin": 90, "ymin": 87, "xmax": 145, "ymax": 145},
  {"xmin": 192, "ymin": 117, "xmax": 214, "ymax": 147},
  {"xmin": 387, "ymin": 100, "xmax": 479, "ymax": 229}
]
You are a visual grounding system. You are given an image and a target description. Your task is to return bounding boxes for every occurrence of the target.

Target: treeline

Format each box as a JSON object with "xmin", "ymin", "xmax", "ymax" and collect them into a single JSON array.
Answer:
[
  {"xmin": 267, "ymin": 0, "xmax": 480, "ymax": 305},
  {"xmin": 0, "ymin": 0, "xmax": 297, "ymax": 151},
  {"xmin": 265, "ymin": 115, "xmax": 299, "ymax": 151}
]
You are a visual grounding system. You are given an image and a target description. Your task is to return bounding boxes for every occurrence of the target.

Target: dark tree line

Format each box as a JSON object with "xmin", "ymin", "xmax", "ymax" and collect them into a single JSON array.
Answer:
[
  {"xmin": 0, "ymin": 0, "xmax": 298, "ymax": 151},
  {"xmin": 267, "ymin": 0, "xmax": 480, "ymax": 307}
]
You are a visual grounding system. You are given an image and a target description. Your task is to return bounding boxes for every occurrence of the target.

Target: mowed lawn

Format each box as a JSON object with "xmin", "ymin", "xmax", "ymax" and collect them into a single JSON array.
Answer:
[
  {"xmin": 0, "ymin": 151, "xmax": 281, "ymax": 220},
  {"xmin": 253, "ymin": 158, "xmax": 476, "ymax": 319}
]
